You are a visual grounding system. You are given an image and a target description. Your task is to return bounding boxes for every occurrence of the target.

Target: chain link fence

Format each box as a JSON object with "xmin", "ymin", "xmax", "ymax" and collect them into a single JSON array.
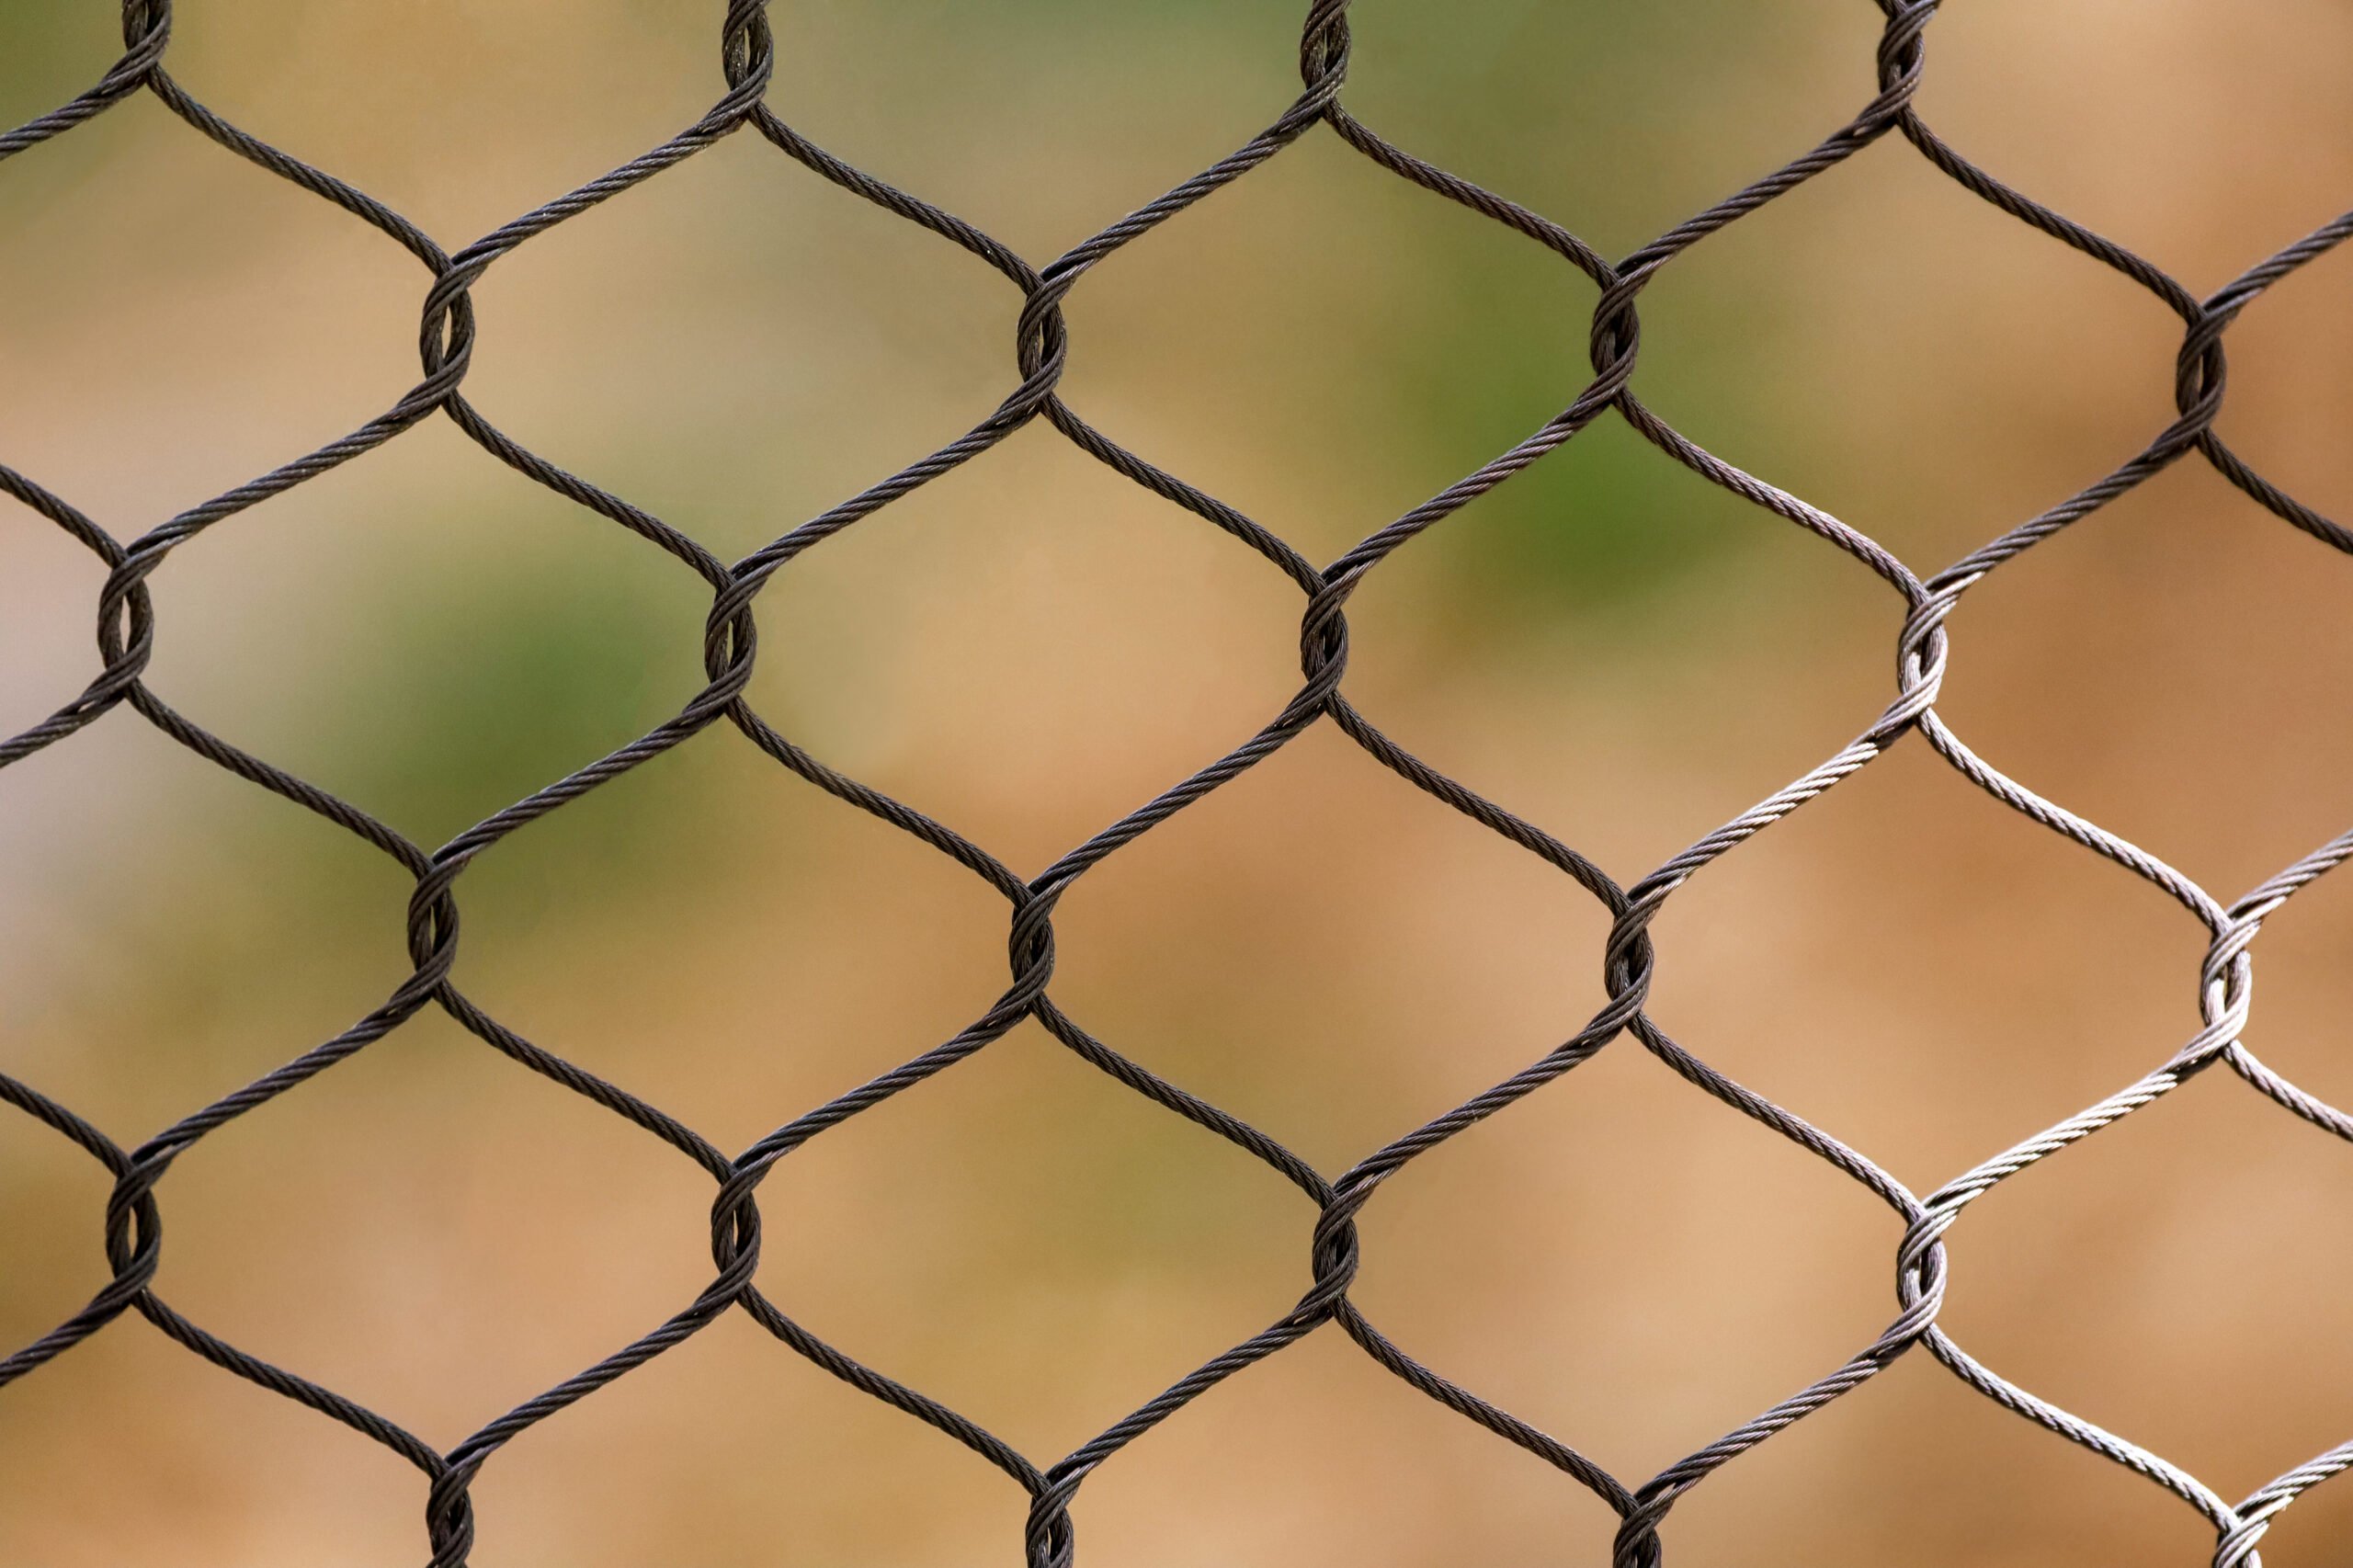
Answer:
[{"xmin": 5, "ymin": 2, "xmax": 2352, "ymax": 1565}]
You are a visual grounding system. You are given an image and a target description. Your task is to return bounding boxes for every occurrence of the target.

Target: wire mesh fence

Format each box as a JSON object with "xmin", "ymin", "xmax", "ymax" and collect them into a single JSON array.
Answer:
[{"xmin": 5, "ymin": 2, "xmax": 2353, "ymax": 1565}]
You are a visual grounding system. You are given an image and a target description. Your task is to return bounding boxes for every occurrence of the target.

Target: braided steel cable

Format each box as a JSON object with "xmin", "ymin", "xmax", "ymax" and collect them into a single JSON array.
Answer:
[{"xmin": 4, "ymin": 2, "xmax": 2352, "ymax": 1565}]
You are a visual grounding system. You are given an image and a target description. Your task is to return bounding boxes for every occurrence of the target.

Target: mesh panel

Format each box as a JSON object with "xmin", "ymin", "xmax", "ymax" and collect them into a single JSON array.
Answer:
[{"xmin": 5, "ymin": 4, "xmax": 2351, "ymax": 1565}]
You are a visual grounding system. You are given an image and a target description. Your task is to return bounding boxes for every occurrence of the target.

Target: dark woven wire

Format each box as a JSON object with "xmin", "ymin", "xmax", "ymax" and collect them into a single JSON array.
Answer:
[{"xmin": 5, "ymin": 4, "xmax": 2352, "ymax": 1565}]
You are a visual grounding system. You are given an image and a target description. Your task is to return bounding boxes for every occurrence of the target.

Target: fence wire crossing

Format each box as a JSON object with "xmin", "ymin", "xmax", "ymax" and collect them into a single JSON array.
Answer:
[{"xmin": 5, "ymin": 3, "xmax": 2353, "ymax": 1564}]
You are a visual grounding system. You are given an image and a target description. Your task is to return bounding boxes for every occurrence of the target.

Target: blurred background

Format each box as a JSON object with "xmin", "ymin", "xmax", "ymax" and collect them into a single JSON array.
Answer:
[{"xmin": 4, "ymin": 2, "xmax": 2353, "ymax": 1563}]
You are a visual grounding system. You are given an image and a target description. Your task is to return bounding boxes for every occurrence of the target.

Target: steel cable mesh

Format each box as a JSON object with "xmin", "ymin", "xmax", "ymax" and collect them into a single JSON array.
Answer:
[{"xmin": 3, "ymin": 2, "xmax": 2351, "ymax": 1564}]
